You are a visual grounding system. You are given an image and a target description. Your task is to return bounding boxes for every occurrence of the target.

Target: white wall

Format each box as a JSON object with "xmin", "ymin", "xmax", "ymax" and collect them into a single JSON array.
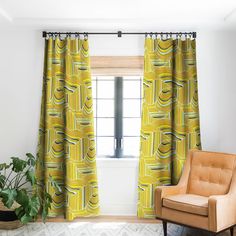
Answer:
[
  {"xmin": 0, "ymin": 29, "xmax": 236, "ymax": 215},
  {"xmin": 197, "ymin": 31, "xmax": 236, "ymax": 153}
]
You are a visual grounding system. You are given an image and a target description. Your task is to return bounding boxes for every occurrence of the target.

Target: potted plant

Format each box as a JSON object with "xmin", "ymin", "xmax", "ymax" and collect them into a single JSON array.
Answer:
[{"xmin": 0, "ymin": 153, "xmax": 59, "ymax": 229}]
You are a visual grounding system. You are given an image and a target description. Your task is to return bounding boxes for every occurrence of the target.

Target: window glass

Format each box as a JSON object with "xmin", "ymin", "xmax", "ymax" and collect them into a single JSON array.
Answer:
[
  {"xmin": 123, "ymin": 118, "xmax": 141, "ymax": 136},
  {"xmin": 97, "ymin": 137, "xmax": 114, "ymax": 157},
  {"xmin": 97, "ymin": 100, "xmax": 114, "ymax": 117},
  {"xmin": 123, "ymin": 79, "xmax": 141, "ymax": 98},
  {"xmin": 97, "ymin": 80, "xmax": 114, "ymax": 99},
  {"xmin": 97, "ymin": 118, "xmax": 114, "ymax": 136},
  {"xmin": 92, "ymin": 76, "xmax": 142, "ymax": 158},
  {"xmin": 123, "ymin": 100, "xmax": 141, "ymax": 117},
  {"xmin": 123, "ymin": 137, "xmax": 140, "ymax": 157}
]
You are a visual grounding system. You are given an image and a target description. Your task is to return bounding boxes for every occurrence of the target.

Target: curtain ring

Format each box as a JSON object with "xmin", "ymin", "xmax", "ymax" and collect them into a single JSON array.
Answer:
[
  {"xmin": 185, "ymin": 33, "xmax": 187, "ymax": 39},
  {"xmin": 84, "ymin": 33, "xmax": 88, "ymax": 40},
  {"xmin": 161, "ymin": 32, "xmax": 163, "ymax": 40},
  {"xmin": 145, "ymin": 33, "xmax": 148, "ymax": 38}
]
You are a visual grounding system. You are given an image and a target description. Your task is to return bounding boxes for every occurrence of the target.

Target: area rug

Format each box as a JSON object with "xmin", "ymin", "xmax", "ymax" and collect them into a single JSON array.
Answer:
[
  {"xmin": 0, "ymin": 222, "xmax": 231, "ymax": 236},
  {"xmin": 0, "ymin": 223, "xmax": 179, "ymax": 236}
]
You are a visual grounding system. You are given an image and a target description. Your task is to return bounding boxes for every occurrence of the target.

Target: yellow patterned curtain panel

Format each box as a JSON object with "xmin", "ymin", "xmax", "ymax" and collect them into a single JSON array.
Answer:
[
  {"xmin": 138, "ymin": 37, "xmax": 201, "ymax": 218},
  {"xmin": 36, "ymin": 37, "xmax": 99, "ymax": 220}
]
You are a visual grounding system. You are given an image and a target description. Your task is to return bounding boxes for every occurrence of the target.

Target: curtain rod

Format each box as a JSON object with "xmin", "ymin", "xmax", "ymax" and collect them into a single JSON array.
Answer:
[{"xmin": 42, "ymin": 31, "xmax": 197, "ymax": 38}]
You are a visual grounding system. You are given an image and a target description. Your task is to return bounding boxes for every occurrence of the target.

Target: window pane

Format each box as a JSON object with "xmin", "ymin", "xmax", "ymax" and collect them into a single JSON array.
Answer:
[
  {"xmin": 93, "ymin": 100, "xmax": 96, "ymax": 117},
  {"xmin": 97, "ymin": 99, "xmax": 114, "ymax": 117},
  {"xmin": 123, "ymin": 137, "xmax": 140, "ymax": 157},
  {"xmin": 124, "ymin": 99, "xmax": 141, "ymax": 117},
  {"xmin": 123, "ymin": 118, "xmax": 141, "ymax": 136},
  {"xmin": 97, "ymin": 80, "xmax": 114, "ymax": 98},
  {"xmin": 92, "ymin": 79, "xmax": 96, "ymax": 99},
  {"xmin": 97, "ymin": 118, "xmax": 114, "ymax": 136},
  {"xmin": 97, "ymin": 137, "xmax": 114, "ymax": 157},
  {"xmin": 123, "ymin": 80, "xmax": 141, "ymax": 98},
  {"xmin": 94, "ymin": 119, "xmax": 97, "ymax": 136}
]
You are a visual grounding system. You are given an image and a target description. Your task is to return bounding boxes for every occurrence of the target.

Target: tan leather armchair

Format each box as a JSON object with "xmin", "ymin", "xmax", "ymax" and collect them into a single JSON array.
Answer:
[{"xmin": 155, "ymin": 150, "xmax": 236, "ymax": 236}]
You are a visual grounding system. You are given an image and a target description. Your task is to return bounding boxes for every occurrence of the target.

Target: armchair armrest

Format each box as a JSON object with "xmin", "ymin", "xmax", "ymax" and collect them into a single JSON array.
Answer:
[
  {"xmin": 208, "ymin": 193, "xmax": 236, "ymax": 232},
  {"xmin": 155, "ymin": 184, "xmax": 187, "ymax": 198},
  {"xmin": 155, "ymin": 184, "xmax": 187, "ymax": 216},
  {"xmin": 208, "ymin": 162, "xmax": 236, "ymax": 232},
  {"xmin": 154, "ymin": 151, "xmax": 192, "ymax": 216}
]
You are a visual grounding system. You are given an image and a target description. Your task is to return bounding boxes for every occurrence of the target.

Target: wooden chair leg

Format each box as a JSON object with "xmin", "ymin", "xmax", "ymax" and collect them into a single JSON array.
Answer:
[
  {"xmin": 162, "ymin": 221, "xmax": 167, "ymax": 236},
  {"xmin": 230, "ymin": 227, "xmax": 234, "ymax": 236}
]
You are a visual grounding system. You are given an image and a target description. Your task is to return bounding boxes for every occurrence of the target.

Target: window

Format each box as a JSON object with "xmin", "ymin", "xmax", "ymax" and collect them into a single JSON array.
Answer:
[{"xmin": 92, "ymin": 76, "xmax": 142, "ymax": 158}]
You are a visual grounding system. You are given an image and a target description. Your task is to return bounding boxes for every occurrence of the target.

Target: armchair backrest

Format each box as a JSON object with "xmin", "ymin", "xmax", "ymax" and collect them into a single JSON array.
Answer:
[{"xmin": 187, "ymin": 150, "xmax": 236, "ymax": 197}]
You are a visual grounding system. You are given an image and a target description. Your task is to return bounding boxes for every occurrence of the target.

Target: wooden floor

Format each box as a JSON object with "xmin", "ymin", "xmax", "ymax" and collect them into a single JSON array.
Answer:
[{"xmin": 42, "ymin": 215, "xmax": 159, "ymax": 223}]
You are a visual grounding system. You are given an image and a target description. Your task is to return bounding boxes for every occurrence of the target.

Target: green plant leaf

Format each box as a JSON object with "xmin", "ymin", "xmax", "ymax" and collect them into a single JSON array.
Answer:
[
  {"xmin": 0, "ymin": 175, "xmax": 6, "ymax": 189},
  {"xmin": 15, "ymin": 195, "xmax": 40, "ymax": 223},
  {"xmin": 15, "ymin": 189, "xmax": 29, "ymax": 207},
  {"xmin": 41, "ymin": 191, "xmax": 53, "ymax": 222},
  {"xmin": 26, "ymin": 170, "xmax": 36, "ymax": 185},
  {"xmin": 0, "ymin": 189, "xmax": 17, "ymax": 208},
  {"xmin": 49, "ymin": 176, "xmax": 62, "ymax": 193},
  {"xmin": 42, "ymin": 208, "xmax": 47, "ymax": 222},
  {"xmin": 15, "ymin": 205, "xmax": 24, "ymax": 219},
  {"xmin": 28, "ymin": 196, "xmax": 40, "ymax": 217},
  {"xmin": 26, "ymin": 153, "xmax": 36, "ymax": 166},
  {"xmin": 45, "ymin": 192, "xmax": 52, "ymax": 205},
  {"xmin": 42, "ymin": 198, "xmax": 50, "ymax": 223},
  {"xmin": 20, "ymin": 214, "xmax": 32, "ymax": 224},
  {"xmin": 11, "ymin": 157, "xmax": 27, "ymax": 173},
  {"xmin": 0, "ymin": 163, "xmax": 10, "ymax": 171}
]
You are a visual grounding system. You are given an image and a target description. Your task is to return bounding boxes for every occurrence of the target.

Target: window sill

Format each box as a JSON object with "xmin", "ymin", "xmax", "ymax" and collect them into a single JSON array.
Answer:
[{"xmin": 96, "ymin": 157, "xmax": 139, "ymax": 168}]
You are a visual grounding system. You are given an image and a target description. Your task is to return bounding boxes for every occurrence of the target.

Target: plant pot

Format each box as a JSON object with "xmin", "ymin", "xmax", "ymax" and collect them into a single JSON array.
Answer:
[{"xmin": 0, "ymin": 201, "xmax": 23, "ymax": 229}]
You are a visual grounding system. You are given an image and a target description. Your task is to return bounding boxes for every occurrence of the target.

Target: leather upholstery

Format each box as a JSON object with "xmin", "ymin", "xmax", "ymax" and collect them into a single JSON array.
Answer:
[
  {"xmin": 155, "ymin": 150, "xmax": 236, "ymax": 233},
  {"xmin": 162, "ymin": 207, "xmax": 209, "ymax": 230},
  {"xmin": 163, "ymin": 194, "xmax": 208, "ymax": 216},
  {"xmin": 188, "ymin": 151, "xmax": 235, "ymax": 197}
]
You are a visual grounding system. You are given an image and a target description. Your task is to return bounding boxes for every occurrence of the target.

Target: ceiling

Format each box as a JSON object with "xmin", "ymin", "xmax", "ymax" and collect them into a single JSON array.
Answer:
[{"xmin": 1, "ymin": 0, "xmax": 236, "ymax": 30}]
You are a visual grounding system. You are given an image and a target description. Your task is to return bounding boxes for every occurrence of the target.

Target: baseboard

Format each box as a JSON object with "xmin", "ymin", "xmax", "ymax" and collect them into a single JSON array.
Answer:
[
  {"xmin": 100, "ymin": 204, "xmax": 137, "ymax": 216},
  {"xmin": 43, "ymin": 215, "xmax": 159, "ymax": 223}
]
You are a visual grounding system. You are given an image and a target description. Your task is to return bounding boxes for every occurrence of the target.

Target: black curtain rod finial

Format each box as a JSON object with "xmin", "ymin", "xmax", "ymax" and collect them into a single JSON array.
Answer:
[{"xmin": 42, "ymin": 31, "xmax": 47, "ymax": 38}]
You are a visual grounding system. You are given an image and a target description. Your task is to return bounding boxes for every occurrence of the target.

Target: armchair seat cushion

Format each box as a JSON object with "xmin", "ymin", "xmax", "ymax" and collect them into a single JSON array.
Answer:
[{"xmin": 163, "ymin": 194, "xmax": 208, "ymax": 216}]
